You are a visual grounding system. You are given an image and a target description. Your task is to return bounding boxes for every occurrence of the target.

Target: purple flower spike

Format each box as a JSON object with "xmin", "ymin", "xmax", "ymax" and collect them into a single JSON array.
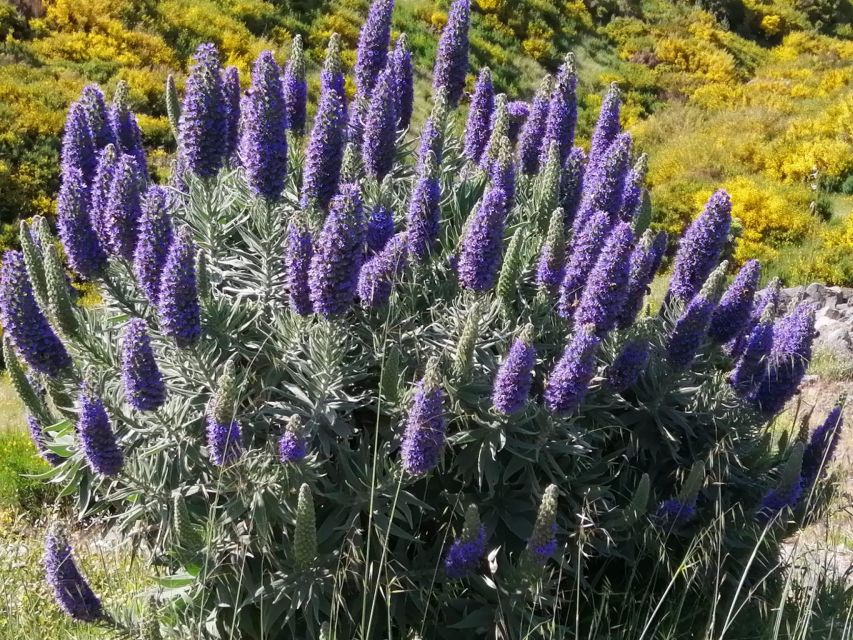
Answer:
[
  {"xmin": 560, "ymin": 147, "xmax": 586, "ymax": 227},
  {"xmin": 358, "ymin": 232, "xmax": 408, "ymax": 309},
  {"xmin": 654, "ymin": 498, "xmax": 696, "ymax": 528},
  {"xmin": 206, "ymin": 415, "xmax": 242, "ymax": 466},
  {"xmin": 27, "ymin": 415, "xmax": 62, "ymax": 466},
  {"xmin": 801, "ymin": 405, "xmax": 843, "ymax": 486},
  {"xmin": 44, "ymin": 526, "xmax": 103, "ymax": 622},
  {"xmin": 607, "ymin": 339, "xmax": 649, "ymax": 393},
  {"xmin": 432, "ymin": 0, "xmax": 470, "ymax": 106},
  {"xmin": 544, "ymin": 325, "xmax": 600, "ymax": 415},
  {"xmin": 756, "ymin": 481, "xmax": 803, "ymax": 524},
  {"xmin": 109, "ymin": 82, "xmax": 147, "ymax": 177},
  {"xmin": 536, "ymin": 208, "xmax": 567, "ymax": 296},
  {"xmin": 89, "ymin": 145, "xmax": 118, "ymax": 249},
  {"xmin": 558, "ymin": 209, "xmax": 613, "ymax": 317},
  {"xmin": 401, "ymin": 359, "xmax": 446, "ymax": 475},
  {"xmin": 178, "ymin": 43, "xmax": 227, "ymax": 179},
  {"xmin": 355, "ymin": 0, "xmax": 395, "ymax": 97},
  {"xmin": 362, "ymin": 66, "xmax": 398, "ymax": 181},
  {"xmin": 279, "ymin": 427, "xmax": 306, "ymax": 464},
  {"xmin": 540, "ymin": 56, "xmax": 577, "ymax": 167},
  {"xmin": 80, "ymin": 85, "xmax": 115, "ymax": 150},
  {"xmin": 121, "ymin": 319, "xmax": 166, "ymax": 412},
  {"xmin": 517, "ymin": 76, "xmax": 552, "ymax": 175},
  {"xmin": 492, "ymin": 327, "xmax": 536, "ymax": 415},
  {"xmin": 158, "ymin": 226, "xmax": 201, "ymax": 348},
  {"xmin": 458, "ymin": 187, "xmax": 508, "ymax": 292},
  {"xmin": 572, "ymin": 132, "xmax": 632, "ymax": 237},
  {"xmin": 574, "ymin": 222, "xmax": 634, "ymax": 335},
  {"xmin": 134, "ymin": 186, "xmax": 174, "ymax": 305},
  {"xmin": 321, "ymin": 34, "xmax": 346, "ymax": 103},
  {"xmin": 285, "ymin": 220, "xmax": 313, "ymax": 316},
  {"xmin": 366, "ymin": 206, "xmax": 395, "ymax": 254},
  {"xmin": 406, "ymin": 158, "xmax": 442, "ymax": 262},
  {"xmin": 666, "ymin": 266, "xmax": 727, "ymax": 370},
  {"xmin": 391, "ymin": 34, "xmax": 414, "ymax": 129},
  {"xmin": 667, "ymin": 189, "xmax": 732, "ymax": 304},
  {"xmin": 283, "ymin": 35, "xmax": 307, "ymax": 135},
  {"xmin": 617, "ymin": 230, "xmax": 667, "ymax": 329},
  {"xmin": 730, "ymin": 308, "xmax": 774, "ymax": 394},
  {"xmin": 728, "ymin": 280, "xmax": 781, "ymax": 358},
  {"xmin": 463, "ymin": 68, "xmax": 494, "ymax": 164},
  {"xmin": 587, "ymin": 83, "xmax": 621, "ymax": 173},
  {"xmin": 619, "ymin": 154, "xmax": 647, "ymax": 223},
  {"xmin": 748, "ymin": 303, "xmax": 816, "ymax": 416},
  {"xmin": 301, "ymin": 85, "xmax": 347, "ymax": 209},
  {"xmin": 709, "ymin": 260, "xmax": 761, "ymax": 344},
  {"xmin": 77, "ymin": 386, "xmax": 123, "ymax": 476},
  {"xmin": 0, "ymin": 251, "xmax": 71, "ymax": 377},
  {"xmin": 444, "ymin": 526, "xmax": 486, "ymax": 579},
  {"xmin": 239, "ymin": 51, "xmax": 288, "ymax": 201},
  {"xmin": 61, "ymin": 101, "xmax": 96, "ymax": 185},
  {"xmin": 57, "ymin": 167, "xmax": 107, "ymax": 279},
  {"xmin": 308, "ymin": 185, "xmax": 365, "ymax": 317},
  {"xmin": 222, "ymin": 66, "xmax": 242, "ymax": 163},
  {"xmin": 506, "ymin": 100, "xmax": 529, "ymax": 143},
  {"xmin": 103, "ymin": 154, "xmax": 143, "ymax": 260}
]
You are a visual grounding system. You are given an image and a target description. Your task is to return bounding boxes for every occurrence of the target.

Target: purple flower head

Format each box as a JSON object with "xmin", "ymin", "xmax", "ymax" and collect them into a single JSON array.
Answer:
[
  {"xmin": 444, "ymin": 526, "xmax": 486, "ymax": 579},
  {"xmin": 709, "ymin": 260, "xmax": 761, "ymax": 344},
  {"xmin": 517, "ymin": 75, "xmax": 552, "ymax": 175},
  {"xmin": 285, "ymin": 219, "xmax": 313, "ymax": 316},
  {"xmin": 362, "ymin": 66, "xmax": 398, "ymax": 181},
  {"xmin": 574, "ymin": 222, "xmax": 634, "ymax": 335},
  {"xmin": 544, "ymin": 324, "xmax": 600, "ymax": 415},
  {"xmin": 748, "ymin": 303, "xmax": 816, "ymax": 415},
  {"xmin": 536, "ymin": 207, "xmax": 567, "ymax": 296},
  {"xmin": 506, "ymin": 100, "xmax": 529, "ymax": 143},
  {"xmin": 77, "ymin": 386, "xmax": 123, "ymax": 476},
  {"xmin": 667, "ymin": 189, "xmax": 732, "ymax": 304},
  {"xmin": 406, "ymin": 157, "xmax": 442, "ymax": 262},
  {"xmin": 178, "ymin": 43, "xmax": 227, "ymax": 179},
  {"xmin": 756, "ymin": 481, "xmax": 803, "ymax": 524},
  {"xmin": 239, "ymin": 51, "xmax": 288, "ymax": 201},
  {"xmin": 80, "ymin": 84, "xmax": 115, "ymax": 150},
  {"xmin": 463, "ymin": 68, "xmax": 494, "ymax": 164},
  {"xmin": 222, "ymin": 66, "xmax": 242, "ymax": 163},
  {"xmin": 44, "ymin": 526, "xmax": 103, "ymax": 621},
  {"xmin": 321, "ymin": 34, "xmax": 346, "ymax": 103},
  {"xmin": 283, "ymin": 35, "xmax": 307, "ymax": 135},
  {"xmin": 358, "ymin": 232, "xmax": 408, "ymax": 308},
  {"xmin": 654, "ymin": 498, "xmax": 697, "ymax": 528},
  {"xmin": 458, "ymin": 186, "xmax": 508, "ymax": 292},
  {"xmin": 558, "ymin": 209, "xmax": 613, "ymax": 317},
  {"xmin": 619, "ymin": 153, "xmax": 647, "ymax": 223},
  {"xmin": 492, "ymin": 326, "xmax": 536, "ymax": 415},
  {"xmin": 401, "ymin": 359, "xmax": 445, "ymax": 475},
  {"xmin": 488, "ymin": 135, "xmax": 516, "ymax": 201},
  {"xmin": 616, "ymin": 230, "xmax": 667, "ymax": 329},
  {"xmin": 587, "ymin": 83, "xmax": 621, "ymax": 172},
  {"xmin": 801, "ymin": 405, "xmax": 844, "ymax": 486},
  {"xmin": 366, "ymin": 205, "xmax": 395, "ymax": 254},
  {"xmin": 27, "ymin": 415, "xmax": 62, "ymax": 466},
  {"xmin": 61, "ymin": 101, "xmax": 96, "ymax": 185},
  {"xmin": 103, "ymin": 154, "xmax": 143, "ymax": 259},
  {"xmin": 308, "ymin": 185, "xmax": 365, "ymax": 317},
  {"xmin": 109, "ymin": 82, "xmax": 147, "ymax": 177},
  {"xmin": 121, "ymin": 319, "xmax": 166, "ymax": 412},
  {"xmin": 158, "ymin": 225, "xmax": 201, "ymax": 348},
  {"xmin": 730, "ymin": 308, "xmax": 775, "ymax": 394},
  {"xmin": 432, "ymin": 0, "xmax": 470, "ymax": 105},
  {"xmin": 607, "ymin": 339, "xmax": 649, "ymax": 392},
  {"xmin": 206, "ymin": 415, "xmax": 242, "ymax": 466},
  {"xmin": 57, "ymin": 167, "xmax": 107, "ymax": 279},
  {"xmin": 540, "ymin": 55, "xmax": 577, "ymax": 167},
  {"xmin": 89, "ymin": 145, "xmax": 118, "ymax": 249},
  {"xmin": 572, "ymin": 132, "xmax": 632, "ymax": 237},
  {"xmin": 391, "ymin": 34, "xmax": 414, "ymax": 129},
  {"xmin": 279, "ymin": 423, "xmax": 307, "ymax": 464},
  {"xmin": 728, "ymin": 280, "xmax": 782, "ymax": 358},
  {"xmin": 560, "ymin": 147, "xmax": 586, "ymax": 227},
  {"xmin": 666, "ymin": 264, "xmax": 727, "ymax": 370},
  {"xmin": 301, "ymin": 86, "xmax": 347, "ymax": 209},
  {"xmin": 0, "ymin": 251, "xmax": 71, "ymax": 377},
  {"xmin": 355, "ymin": 0, "xmax": 394, "ymax": 97},
  {"xmin": 134, "ymin": 186, "xmax": 174, "ymax": 305},
  {"xmin": 416, "ymin": 98, "xmax": 447, "ymax": 173}
]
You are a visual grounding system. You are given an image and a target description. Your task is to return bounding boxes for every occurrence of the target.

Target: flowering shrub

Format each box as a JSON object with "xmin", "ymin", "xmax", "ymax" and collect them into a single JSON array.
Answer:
[{"xmin": 2, "ymin": 1, "xmax": 846, "ymax": 637}]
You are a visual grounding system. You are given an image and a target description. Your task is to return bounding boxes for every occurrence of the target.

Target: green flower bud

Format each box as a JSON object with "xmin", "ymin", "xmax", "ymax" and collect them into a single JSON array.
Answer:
[
  {"xmin": 625, "ymin": 473, "xmax": 650, "ymax": 524},
  {"xmin": 294, "ymin": 483, "xmax": 317, "ymax": 570},
  {"xmin": 3, "ymin": 336, "xmax": 49, "ymax": 422},
  {"xmin": 533, "ymin": 142, "xmax": 560, "ymax": 229},
  {"xmin": 210, "ymin": 356, "xmax": 239, "ymax": 425},
  {"xmin": 173, "ymin": 493, "xmax": 203, "ymax": 552},
  {"xmin": 20, "ymin": 220, "xmax": 49, "ymax": 313},
  {"xmin": 380, "ymin": 345, "xmax": 402, "ymax": 404},
  {"xmin": 496, "ymin": 228, "xmax": 526, "ymax": 313},
  {"xmin": 43, "ymin": 243, "xmax": 78, "ymax": 337},
  {"xmin": 165, "ymin": 74, "xmax": 181, "ymax": 140},
  {"xmin": 452, "ymin": 300, "xmax": 482, "ymax": 379},
  {"xmin": 678, "ymin": 461, "xmax": 705, "ymax": 505},
  {"xmin": 196, "ymin": 249, "xmax": 211, "ymax": 301},
  {"xmin": 340, "ymin": 142, "xmax": 363, "ymax": 184}
]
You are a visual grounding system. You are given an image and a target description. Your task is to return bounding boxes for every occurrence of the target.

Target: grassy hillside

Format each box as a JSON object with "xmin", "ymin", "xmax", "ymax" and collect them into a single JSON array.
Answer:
[{"xmin": 0, "ymin": 0, "xmax": 852, "ymax": 283}]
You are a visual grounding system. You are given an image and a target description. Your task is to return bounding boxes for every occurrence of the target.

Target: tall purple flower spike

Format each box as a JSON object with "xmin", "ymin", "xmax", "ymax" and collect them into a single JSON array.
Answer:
[
  {"xmin": 44, "ymin": 526, "xmax": 103, "ymax": 621},
  {"xmin": 400, "ymin": 359, "xmax": 446, "ymax": 475},
  {"xmin": 607, "ymin": 339, "xmax": 649, "ymax": 393},
  {"xmin": 134, "ymin": 185, "xmax": 174, "ymax": 305},
  {"xmin": 0, "ymin": 251, "xmax": 71, "ymax": 377},
  {"xmin": 666, "ymin": 266, "xmax": 726, "ymax": 370},
  {"xmin": 109, "ymin": 82, "xmax": 147, "ymax": 177},
  {"xmin": 457, "ymin": 186, "xmax": 508, "ymax": 292},
  {"xmin": 283, "ymin": 35, "xmax": 307, "ymax": 135},
  {"xmin": 544, "ymin": 324, "xmax": 600, "ymax": 415},
  {"xmin": 571, "ymin": 132, "xmax": 632, "ymax": 237},
  {"xmin": 517, "ymin": 76, "xmax": 552, "ymax": 175},
  {"xmin": 77, "ymin": 386, "xmax": 124, "ymax": 476},
  {"xmin": 432, "ymin": 0, "xmax": 470, "ymax": 106},
  {"xmin": 57, "ymin": 167, "xmax": 107, "ymax": 279},
  {"xmin": 308, "ymin": 185, "xmax": 365, "ymax": 317},
  {"xmin": 492, "ymin": 326, "xmax": 536, "ymax": 415},
  {"xmin": 357, "ymin": 232, "xmax": 408, "ymax": 309},
  {"xmin": 158, "ymin": 225, "xmax": 201, "ymax": 348},
  {"xmin": 178, "ymin": 43, "xmax": 227, "ymax": 179},
  {"xmin": 103, "ymin": 154, "xmax": 143, "ymax": 260},
  {"xmin": 801, "ymin": 405, "xmax": 844, "ymax": 487},
  {"xmin": 354, "ymin": 0, "xmax": 395, "ymax": 98},
  {"xmin": 708, "ymin": 260, "xmax": 761, "ymax": 344},
  {"xmin": 366, "ymin": 206, "xmax": 395, "ymax": 254},
  {"xmin": 506, "ymin": 100, "xmax": 529, "ymax": 143},
  {"xmin": 222, "ymin": 66, "xmax": 241, "ymax": 163},
  {"xmin": 121, "ymin": 318, "xmax": 166, "ymax": 412},
  {"xmin": 301, "ymin": 81, "xmax": 347, "ymax": 209},
  {"xmin": 61, "ymin": 101, "xmax": 96, "ymax": 185},
  {"xmin": 285, "ymin": 219, "xmax": 313, "ymax": 316},
  {"xmin": 406, "ymin": 157, "xmax": 442, "ymax": 262},
  {"xmin": 540, "ymin": 55, "xmax": 577, "ymax": 167},
  {"xmin": 616, "ymin": 230, "xmax": 667, "ymax": 329},
  {"xmin": 586, "ymin": 83, "xmax": 621, "ymax": 173},
  {"xmin": 89, "ymin": 145, "xmax": 118, "ymax": 249},
  {"xmin": 80, "ymin": 84, "xmax": 115, "ymax": 150},
  {"xmin": 239, "ymin": 51, "xmax": 288, "ymax": 201},
  {"xmin": 463, "ymin": 68, "xmax": 494, "ymax": 164},
  {"xmin": 392, "ymin": 34, "xmax": 414, "ymax": 129},
  {"xmin": 667, "ymin": 189, "xmax": 732, "ymax": 304},
  {"xmin": 558, "ymin": 209, "xmax": 613, "ymax": 318},
  {"xmin": 560, "ymin": 147, "xmax": 586, "ymax": 227},
  {"xmin": 362, "ymin": 66, "xmax": 399, "ymax": 181},
  {"xmin": 207, "ymin": 414, "xmax": 242, "ymax": 466}
]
